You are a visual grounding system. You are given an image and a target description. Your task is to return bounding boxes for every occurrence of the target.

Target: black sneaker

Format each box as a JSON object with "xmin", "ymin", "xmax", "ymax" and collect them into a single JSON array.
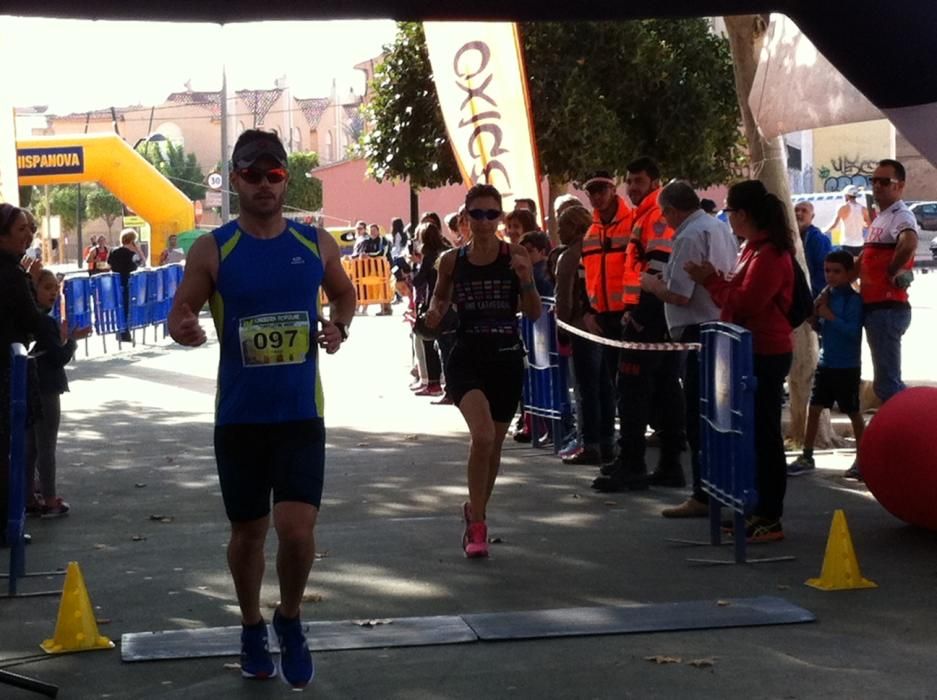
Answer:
[
  {"xmin": 591, "ymin": 469, "xmax": 649, "ymax": 492},
  {"xmin": 787, "ymin": 455, "xmax": 816, "ymax": 477},
  {"xmin": 648, "ymin": 470, "xmax": 686, "ymax": 488},
  {"xmin": 843, "ymin": 461, "xmax": 863, "ymax": 481}
]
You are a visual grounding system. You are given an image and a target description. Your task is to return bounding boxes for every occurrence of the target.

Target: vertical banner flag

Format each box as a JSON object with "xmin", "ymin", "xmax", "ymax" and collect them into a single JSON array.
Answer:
[
  {"xmin": 0, "ymin": 37, "xmax": 20, "ymax": 205},
  {"xmin": 423, "ymin": 22, "xmax": 543, "ymax": 224}
]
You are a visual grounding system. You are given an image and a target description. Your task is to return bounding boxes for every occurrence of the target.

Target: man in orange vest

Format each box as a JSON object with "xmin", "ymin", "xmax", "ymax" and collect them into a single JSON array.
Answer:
[
  {"xmin": 593, "ymin": 157, "xmax": 685, "ymax": 493},
  {"xmin": 569, "ymin": 170, "xmax": 632, "ymax": 467}
]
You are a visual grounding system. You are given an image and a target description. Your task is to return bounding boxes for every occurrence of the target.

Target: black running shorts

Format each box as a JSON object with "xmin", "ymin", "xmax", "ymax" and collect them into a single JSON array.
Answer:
[
  {"xmin": 214, "ymin": 419, "xmax": 325, "ymax": 522},
  {"xmin": 810, "ymin": 366, "xmax": 861, "ymax": 414},
  {"xmin": 445, "ymin": 338, "xmax": 525, "ymax": 423}
]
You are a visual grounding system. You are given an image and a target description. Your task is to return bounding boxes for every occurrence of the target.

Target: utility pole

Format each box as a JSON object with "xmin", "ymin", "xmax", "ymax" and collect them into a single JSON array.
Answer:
[{"xmin": 221, "ymin": 66, "xmax": 231, "ymax": 223}]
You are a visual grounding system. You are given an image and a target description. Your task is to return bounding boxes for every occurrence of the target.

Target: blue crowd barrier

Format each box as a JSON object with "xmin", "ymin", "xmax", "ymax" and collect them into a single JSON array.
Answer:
[
  {"xmin": 5, "ymin": 344, "xmax": 28, "ymax": 595},
  {"xmin": 63, "ymin": 275, "xmax": 93, "ymax": 332},
  {"xmin": 161, "ymin": 264, "xmax": 183, "ymax": 318},
  {"xmin": 699, "ymin": 321, "xmax": 758, "ymax": 563},
  {"xmin": 520, "ymin": 298, "xmax": 572, "ymax": 451},
  {"xmin": 90, "ymin": 272, "xmax": 127, "ymax": 353},
  {"xmin": 127, "ymin": 270, "xmax": 150, "ymax": 331},
  {"xmin": 146, "ymin": 269, "xmax": 166, "ymax": 325},
  {"xmin": 55, "ymin": 265, "xmax": 181, "ymax": 353}
]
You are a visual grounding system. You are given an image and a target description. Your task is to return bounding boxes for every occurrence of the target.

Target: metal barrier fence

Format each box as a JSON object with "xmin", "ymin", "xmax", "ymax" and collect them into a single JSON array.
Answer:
[
  {"xmin": 59, "ymin": 265, "xmax": 182, "ymax": 355},
  {"xmin": 2, "ymin": 345, "xmax": 65, "ymax": 604},
  {"xmin": 519, "ymin": 299, "xmax": 572, "ymax": 452},
  {"xmin": 699, "ymin": 321, "xmax": 758, "ymax": 564},
  {"xmin": 3, "ymin": 344, "xmax": 28, "ymax": 595}
]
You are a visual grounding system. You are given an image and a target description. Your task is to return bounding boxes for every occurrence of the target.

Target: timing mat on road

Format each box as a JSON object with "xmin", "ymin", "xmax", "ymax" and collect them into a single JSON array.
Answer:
[{"xmin": 121, "ymin": 596, "xmax": 814, "ymax": 661}]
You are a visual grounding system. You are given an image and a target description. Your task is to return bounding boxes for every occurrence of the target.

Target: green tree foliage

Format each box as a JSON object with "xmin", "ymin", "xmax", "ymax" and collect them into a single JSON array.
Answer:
[
  {"xmin": 285, "ymin": 152, "xmax": 323, "ymax": 213},
  {"xmin": 84, "ymin": 186, "xmax": 124, "ymax": 235},
  {"xmin": 360, "ymin": 22, "xmax": 462, "ymax": 190},
  {"xmin": 137, "ymin": 140, "xmax": 207, "ymax": 201},
  {"xmin": 363, "ymin": 20, "xmax": 743, "ymax": 190},
  {"xmin": 524, "ymin": 20, "xmax": 743, "ymax": 186},
  {"xmin": 33, "ymin": 185, "xmax": 85, "ymax": 233}
]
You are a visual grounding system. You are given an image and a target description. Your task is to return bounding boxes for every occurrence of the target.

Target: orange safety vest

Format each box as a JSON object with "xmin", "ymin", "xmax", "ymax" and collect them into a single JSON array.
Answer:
[
  {"xmin": 622, "ymin": 189, "xmax": 675, "ymax": 307},
  {"xmin": 581, "ymin": 196, "xmax": 633, "ymax": 313}
]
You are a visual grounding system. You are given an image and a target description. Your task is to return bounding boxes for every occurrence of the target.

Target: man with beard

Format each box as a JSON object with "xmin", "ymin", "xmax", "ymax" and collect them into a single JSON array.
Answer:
[
  {"xmin": 168, "ymin": 129, "xmax": 356, "ymax": 688},
  {"xmin": 592, "ymin": 157, "xmax": 684, "ymax": 493}
]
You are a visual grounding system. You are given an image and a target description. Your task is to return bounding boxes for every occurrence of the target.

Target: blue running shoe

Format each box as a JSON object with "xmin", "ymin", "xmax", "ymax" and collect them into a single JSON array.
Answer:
[
  {"xmin": 240, "ymin": 620, "xmax": 276, "ymax": 680},
  {"xmin": 273, "ymin": 609, "xmax": 314, "ymax": 688}
]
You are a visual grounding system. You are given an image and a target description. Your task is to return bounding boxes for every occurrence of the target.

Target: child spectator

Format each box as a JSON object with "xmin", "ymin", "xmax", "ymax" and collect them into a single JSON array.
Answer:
[
  {"xmin": 519, "ymin": 231, "xmax": 554, "ymax": 297},
  {"xmin": 25, "ymin": 270, "xmax": 90, "ymax": 517},
  {"xmin": 787, "ymin": 250, "xmax": 865, "ymax": 478}
]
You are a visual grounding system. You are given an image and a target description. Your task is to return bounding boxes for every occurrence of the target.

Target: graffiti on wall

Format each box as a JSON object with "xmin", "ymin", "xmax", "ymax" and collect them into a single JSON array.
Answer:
[{"xmin": 817, "ymin": 156, "xmax": 878, "ymax": 192}]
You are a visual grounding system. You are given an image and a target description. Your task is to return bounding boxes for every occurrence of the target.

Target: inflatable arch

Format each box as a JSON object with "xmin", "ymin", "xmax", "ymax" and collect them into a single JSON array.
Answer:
[{"xmin": 16, "ymin": 133, "xmax": 194, "ymax": 264}]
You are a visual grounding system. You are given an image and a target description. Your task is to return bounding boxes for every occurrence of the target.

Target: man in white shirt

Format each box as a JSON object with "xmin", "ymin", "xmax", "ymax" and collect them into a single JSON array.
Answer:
[
  {"xmin": 831, "ymin": 185, "xmax": 871, "ymax": 256},
  {"xmin": 640, "ymin": 181, "xmax": 739, "ymax": 517},
  {"xmin": 858, "ymin": 161, "xmax": 918, "ymax": 399}
]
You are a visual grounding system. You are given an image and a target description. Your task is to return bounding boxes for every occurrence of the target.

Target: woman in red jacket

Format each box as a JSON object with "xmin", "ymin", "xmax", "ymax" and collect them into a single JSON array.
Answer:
[{"xmin": 685, "ymin": 180, "xmax": 794, "ymax": 542}]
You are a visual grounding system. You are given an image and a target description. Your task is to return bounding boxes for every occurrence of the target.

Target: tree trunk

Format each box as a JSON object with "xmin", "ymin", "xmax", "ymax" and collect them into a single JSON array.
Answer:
[
  {"xmin": 724, "ymin": 15, "xmax": 842, "ymax": 449},
  {"xmin": 409, "ymin": 185, "xmax": 420, "ymax": 232}
]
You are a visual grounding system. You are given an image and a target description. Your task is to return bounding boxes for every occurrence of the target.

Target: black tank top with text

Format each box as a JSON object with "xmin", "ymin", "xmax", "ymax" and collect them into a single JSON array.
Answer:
[{"xmin": 452, "ymin": 242, "xmax": 520, "ymax": 344}]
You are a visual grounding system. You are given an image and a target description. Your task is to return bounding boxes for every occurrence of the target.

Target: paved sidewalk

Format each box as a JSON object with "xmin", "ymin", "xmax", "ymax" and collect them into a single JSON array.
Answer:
[{"xmin": 2, "ymin": 312, "xmax": 935, "ymax": 699}]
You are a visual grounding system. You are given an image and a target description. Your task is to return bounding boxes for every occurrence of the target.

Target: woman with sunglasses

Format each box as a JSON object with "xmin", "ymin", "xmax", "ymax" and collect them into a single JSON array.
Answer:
[
  {"xmin": 685, "ymin": 179, "xmax": 795, "ymax": 543},
  {"xmin": 425, "ymin": 184, "xmax": 542, "ymax": 558}
]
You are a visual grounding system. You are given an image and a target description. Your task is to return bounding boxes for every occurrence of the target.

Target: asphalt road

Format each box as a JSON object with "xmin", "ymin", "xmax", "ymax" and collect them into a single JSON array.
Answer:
[{"xmin": 1, "ymin": 302, "xmax": 936, "ymax": 699}]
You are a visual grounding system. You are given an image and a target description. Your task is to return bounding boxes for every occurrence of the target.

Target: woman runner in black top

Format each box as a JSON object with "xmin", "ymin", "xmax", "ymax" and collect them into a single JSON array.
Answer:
[{"xmin": 426, "ymin": 184, "xmax": 542, "ymax": 557}]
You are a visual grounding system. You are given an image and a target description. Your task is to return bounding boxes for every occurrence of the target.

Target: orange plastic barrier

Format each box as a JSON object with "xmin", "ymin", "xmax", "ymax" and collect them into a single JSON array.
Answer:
[
  {"xmin": 320, "ymin": 256, "xmax": 393, "ymax": 307},
  {"xmin": 343, "ymin": 256, "xmax": 394, "ymax": 306}
]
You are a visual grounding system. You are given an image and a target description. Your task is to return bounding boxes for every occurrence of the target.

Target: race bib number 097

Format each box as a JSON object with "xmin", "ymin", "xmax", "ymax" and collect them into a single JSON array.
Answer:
[{"xmin": 238, "ymin": 311, "xmax": 311, "ymax": 367}]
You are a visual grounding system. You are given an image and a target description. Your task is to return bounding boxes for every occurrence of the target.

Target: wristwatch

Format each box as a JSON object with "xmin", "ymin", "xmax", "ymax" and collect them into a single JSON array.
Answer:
[{"xmin": 333, "ymin": 321, "xmax": 349, "ymax": 341}]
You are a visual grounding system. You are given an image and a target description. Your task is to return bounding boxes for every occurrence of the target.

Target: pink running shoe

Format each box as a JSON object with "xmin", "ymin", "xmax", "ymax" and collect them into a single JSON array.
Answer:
[
  {"xmin": 464, "ymin": 521, "xmax": 489, "ymax": 558},
  {"xmin": 461, "ymin": 502, "xmax": 473, "ymax": 550}
]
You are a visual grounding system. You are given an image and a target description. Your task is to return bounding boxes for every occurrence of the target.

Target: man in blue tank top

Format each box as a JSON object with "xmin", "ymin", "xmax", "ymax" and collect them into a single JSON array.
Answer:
[{"xmin": 168, "ymin": 130, "xmax": 356, "ymax": 688}]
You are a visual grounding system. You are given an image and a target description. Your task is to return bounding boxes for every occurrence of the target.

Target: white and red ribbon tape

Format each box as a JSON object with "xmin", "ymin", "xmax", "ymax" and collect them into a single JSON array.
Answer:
[{"xmin": 554, "ymin": 318, "xmax": 701, "ymax": 352}]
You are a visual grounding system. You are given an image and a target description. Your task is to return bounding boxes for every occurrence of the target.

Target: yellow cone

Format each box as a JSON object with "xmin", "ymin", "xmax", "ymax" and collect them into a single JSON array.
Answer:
[
  {"xmin": 41, "ymin": 561, "xmax": 114, "ymax": 654},
  {"xmin": 805, "ymin": 510, "xmax": 877, "ymax": 591}
]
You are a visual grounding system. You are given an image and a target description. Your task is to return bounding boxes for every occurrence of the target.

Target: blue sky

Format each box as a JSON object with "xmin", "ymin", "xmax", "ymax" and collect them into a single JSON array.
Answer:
[{"xmin": 1, "ymin": 17, "xmax": 398, "ymax": 113}]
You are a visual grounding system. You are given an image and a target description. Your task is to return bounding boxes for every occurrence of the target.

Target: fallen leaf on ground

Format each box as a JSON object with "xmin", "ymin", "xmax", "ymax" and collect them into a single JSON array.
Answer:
[
  {"xmin": 94, "ymin": 544, "xmax": 107, "ymax": 550},
  {"xmin": 96, "ymin": 618, "xmax": 112, "ymax": 625},
  {"xmin": 487, "ymin": 537, "xmax": 503, "ymax": 544},
  {"xmin": 134, "ymin": 483, "xmax": 147, "ymax": 488},
  {"xmin": 149, "ymin": 515, "xmax": 175, "ymax": 523},
  {"xmin": 688, "ymin": 657, "xmax": 717, "ymax": 668},
  {"xmin": 302, "ymin": 593, "xmax": 323, "ymax": 603},
  {"xmin": 131, "ymin": 535, "xmax": 146, "ymax": 542},
  {"xmin": 645, "ymin": 655, "xmax": 682, "ymax": 665},
  {"xmin": 354, "ymin": 619, "xmax": 392, "ymax": 627},
  {"xmin": 356, "ymin": 442, "xmax": 370, "ymax": 447},
  {"xmin": 716, "ymin": 600, "xmax": 731, "ymax": 607}
]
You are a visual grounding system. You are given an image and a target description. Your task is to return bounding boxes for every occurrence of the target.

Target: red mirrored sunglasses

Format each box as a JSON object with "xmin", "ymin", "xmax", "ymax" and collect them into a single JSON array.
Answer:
[{"xmin": 236, "ymin": 167, "xmax": 287, "ymax": 185}]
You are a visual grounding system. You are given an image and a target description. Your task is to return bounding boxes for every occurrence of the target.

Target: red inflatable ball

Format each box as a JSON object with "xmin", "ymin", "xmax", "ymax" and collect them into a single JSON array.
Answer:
[{"xmin": 859, "ymin": 386, "xmax": 937, "ymax": 531}]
